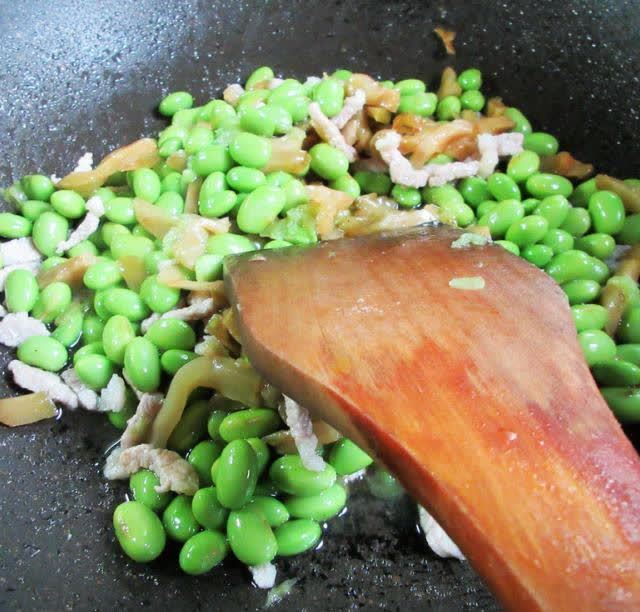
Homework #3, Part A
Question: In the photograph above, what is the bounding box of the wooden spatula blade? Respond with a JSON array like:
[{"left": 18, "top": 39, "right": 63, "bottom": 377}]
[{"left": 225, "top": 225, "right": 640, "bottom": 611}]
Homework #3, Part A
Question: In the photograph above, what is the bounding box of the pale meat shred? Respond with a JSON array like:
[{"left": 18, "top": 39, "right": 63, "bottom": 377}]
[
  {"left": 332, "top": 89, "right": 366, "bottom": 129},
  {"left": 223, "top": 84, "right": 245, "bottom": 106},
  {"left": 73, "top": 152, "right": 94, "bottom": 173},
  {"left": 250, "top": 562, "right": 277, "bottom": 589},
  {"left": 122, "top": 370, "right": 144, "bottom": 399},
  {"left": 120, "top": 393, "right": 164, "bottom": 449},
  {"left": 61, "top": 369, "right": 99, "bottom": 411},
  {"left": 0, "top": 238, "right": 42, "bottom": 267},
  {"left": 267, "top": 77, "right": 284, "bottom": 90},
  {"left": 104, "top": 443, "right": 199, "bottom": 495},
  {"left": 418, "top": 506, "right": 465, "bottom": 560},
  {"left": 308, "top": 102, "right": 358, "bottom": 162},
  {"left": 477, "top": 132, "right": 524, "bottom": 178},
  {"left": 158, "top": 298, "right": 215, "bottom": 323},
  {"left": 56, "top": 213, "right": 100, "bottom": 254},
  {"left": 99, "top": 374, "right": 127, "bottom": 412},
  {"left": 0, "top": 312, "right": 49, "bottom": 347},
  {"left": 427, "top": 160, "right": 481, "bottom": 187},
  {"left": 283, "top": 396, "right": 325, "bottom": 471},
  {"left": 140, "top": 312, "right": 161, "bottom": 333},
  {"left": 8, "top": 360, "right": 78, "bottom": 409}
]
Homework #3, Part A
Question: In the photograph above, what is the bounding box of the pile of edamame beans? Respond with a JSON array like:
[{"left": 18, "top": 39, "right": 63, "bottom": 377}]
[{"left": 2, "top": 65, "right": 639, "bottom": 579}]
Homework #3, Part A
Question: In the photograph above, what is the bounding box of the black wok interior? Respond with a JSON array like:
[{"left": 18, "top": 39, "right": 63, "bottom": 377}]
[{"left": 1, "top": 0, "right": 639, "bottom": 609}]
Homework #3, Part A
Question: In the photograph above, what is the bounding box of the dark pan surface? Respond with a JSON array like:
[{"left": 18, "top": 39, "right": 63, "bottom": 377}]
[{"left": 1, "top": 1, "right": 639, "bottom": 609}]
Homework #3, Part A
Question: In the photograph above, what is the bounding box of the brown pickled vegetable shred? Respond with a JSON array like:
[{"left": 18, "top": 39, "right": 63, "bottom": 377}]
[
  {"left": 157, "top": 264, "right": 227, "bottom": 298},
  {"left": 184, "top": 179, "right": 202, "bottom": 215},
  {"left": 595, "top": 175, "right": 640, "bottom": 213},
  {"left": 540, "top": 152, "right": 594, "bottom": 179},
  {"left": 264, "top": 421, "right": 342, "bottom": 455},
  {"left": 0, "top": 392, "right": 57, "bottom": 427},
  {"left": 306, "top": 185, "right": 354, "bottom": 240},
  {"left": 434, "top": 27, "right": 456, "bottom": 55},
  {"left": 437, "top": 67, "right": 462, "bottom": 99},
  {"left": 118, "top": 256, "right": 147, "bottom": 291},
  {"left": 346, "top": 74, "right": 400, "bottom": 112},
  {"left": 262, "top": 128, "right": 311, "bottom": 174},
  {"left": 601, "top": 245, "right": 640, "bottom": 335},
  {"left": 133, "top": 198, "right": 178, "bottom": 239},
  {"left": 37, "top": 253, "right": 98, "bottom": 288},
  {"left": 486, "top": 97, "right": 507, "bottom": 117},
  {"left": 57, "top": 139, "right": 160, "bottom": 197}
]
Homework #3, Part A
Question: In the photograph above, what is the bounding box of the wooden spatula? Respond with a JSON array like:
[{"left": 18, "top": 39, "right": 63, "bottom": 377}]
[{"left": 224, "top": 224, "right": 640, "bottom": 611}]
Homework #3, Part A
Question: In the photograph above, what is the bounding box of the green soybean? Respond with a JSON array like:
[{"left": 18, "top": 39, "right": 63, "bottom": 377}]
[
  {"left": 526, "top": 173, "right": 573, "bottom": 199},
  {"left": 184, "top": 125, "right": 214, "bottom": 155},
  {"left": 457, "top": 68, "right": 482, "bottom": 90},
  {"left": 505, "top": 215, "right": 549, "bottom": 247},
  {"left": 571, "top": 304, "right": 608, "bottom": 332},
  {"left": 113, "top": 501, "right": 166, "bottom": 562},
  {"left": 68, "top": 241, "right": 98, "bottom": 257},
  {"left": 282, "top": 178, "right": 310, "bottom": 211},
  {"left": 476, "top": 200, "right": 498, "bottom": 217},
  {"left": 395, "top": 78, "right": 426, "bottom": 95},
  {"left": 246, "top": 437, "right": 271, "bottom": 476},
  {"left": 328, "top": 439, "right": 373, "bottom": 475},
  {"left": 179, "top": 530, "right": 228, "bottom": 575},
  {"left": 487, "top": 173, "right": 521, "bottom": 201},
  {"left": 545, "top": 250, "right": 608, "bottom": 284},
  {"left": 269, "top": 455, "right": 336, "bottom": 497},
  {"left": 17, "top": 336, "right": 68, "bottom": 372},
  {"left": 155, "top": 192, "right": 184, "bottom": 217},
  {"left": 49, "top": 190, "right": 86, "bottom": 219},
  {"left": 591, "top": 359, "right": 640, "bottom": 386},
  {"left": 460, "top": 90, "right": 485, "bottom": 112},
  {"left": 534, "top": 195, "right": 570, "bottom": 229},
  {"left": 366, "top": 468, "right": 404, "bottom": 499},
  {"left": 188, "top": 440, "right": 223, "bottom": 486},
  {"left": 284, "top": 483, "right": 348, "bottom": 521},
  {"left": 560, "top": 207, "right": 591, "bottom": 237},
  {"left": 83, "top": 260, "right": 122, "bottom": 290},
  {"left": 168, "top": 400, "right": 211, "bottom": 453},
  {"left": 245, "top": 496, "right": 290, "bottom": 527},
  {"left": 103, "top": 288, "right": 149, "bottom": 321},
  {"left": 161, "top": 349, "right": 197, "bottom": 375},
  {"left": 600, "top": 388, "right": 640, "bottom": 423},
  {"left": 236, "top": 186, "right": 286, "bottom": 234},
  {"left": 227, "top": 509, "right": 277, "bottom": 566},
  {"left": 436, "top": 96, "right": 461, "bottom": 121},
  {"left": 275, "top": 519, "right": 322, "bottom": 557},
  {"left": 104, "top": 197, "right": 136, "bottom": 225},
  {"left": 0, "top": 213, "right": 32, "bottom": 238},
  {"left": 4, "top": 269, "right": 39, "bottom": 312},
  {"left": 132, "top": 168, "right": 162, "bottom": 203},
  {"left": 398, "top": 92, "right": 438, "bottom": 116},
  {"left": 246, "top": 66, "right": 275, "bottom": 89},
  {"left": 617, "top": 344, "right": 640, "bottom": 366},
  {"left": 21, "top": 200, "right": 51, "bottom": 222},
  {"left": 216, "top": 439, "right": 259, "bottom": 509},
  {"left": 52, "top": 303, "right": 84, "bottom": 347},
  {"left": 32, "top": 282, "right": 72, "bottom": 323},
  {"left": 618, "top": 305, "right": 640, "bottom": 344},
  {"left": 101, "top": 222, "right": 131, "bottom": 246},
  {"left": 478, "top": 199, "right": 524, "bottom": 238},
  {"left": 130, "top": 469, "right": 173, "bottom": 512},
  {"left": 218, "top": 409, "right": 281, "bottom": 442},
  {"left": 124, "top": 337, "right": 161, "bottom": 392},
  {"left": 32, "top": 211, "right": 68, "bottom": 256},
  {"left": 21, "top": 175, "right": 55, "bottom": 202},
  {"left": 102, "top": 315, "right": 136, "bottom": 365},
  {"left": 578, "top": 329, "right": 617, "bottom": 365},
  {"left": 108, "top": 390, "right": 137, "bottom": 429},
  {"left": 588, "top": 190, "right": 625, "bottom": 235},
  {"left": 73, "top": 341, "right": 105, "bottom": 365},
  {"left": 206, "top": 233, "right": 255, "bottom": 256},
  {"left": 562, "top": 279, "right": 601, "bottom": 305},
  {"left": 504, "top": 107, "right": 532, "bottom": 134},
  {"left": 207, "top": 410, "right": 228, "bottom": 441},
  {"left": 542, "top": 229, "right": 574, "bottom": 254},
  {"left": 146, "top": 318, "right": 196, "bottom": 351},
  {"left": 226, "top": 167, "right": 266, "bottom": 192},
  {"left": 139, "top": 276, "right": 181, "bottom": 313},
  {"left": 570, "top": 178, "right": 598, "bottom": 208},
  {"left": 458, "top": 177, "right": 490, "bottom": 208},
  {"left": 229, "top": 132, "right": 271, "bottom": 168},
  {"left": 75, "top": 354, "right": 114, "bottom": 390},
  {"left": 199, "top": 190, "right": 237, "bottom": 218},
  {"left": 159, "top": 91, "right": 194, "bottom": 117},
  {"left": 205, "top": 100, "right": 236, "bottom": 128},
  {"left": 574, "top": 234, "right": 616, "bottom": 260},
  {"left": 263, "top": 105, "right": 293, "bottom": 135},
  {"left": 314, "top": 78, "right": 345, "bottom": 117},
  {"left": 191, "top": 486, "right": 228, "bottom": 530},
  {"left": 309, "top": 143, "right": 349, "bottom": 181},
  {"left": 391, "top": 184, "right": 421, "bottom": 208},
  {"left": 495, "top": 240, "right": 520, "bottom": 256},
  {"left": 163, "top": 495, "right": 201, "bottom": 543},
  {"left": 523, "top": 132, "right": 559, "bottom": 156}
]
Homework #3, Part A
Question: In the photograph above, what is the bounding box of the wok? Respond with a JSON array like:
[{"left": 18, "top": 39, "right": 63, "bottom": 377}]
[{"left": 0, "top": 0, "right": 639, "bottom": 609}]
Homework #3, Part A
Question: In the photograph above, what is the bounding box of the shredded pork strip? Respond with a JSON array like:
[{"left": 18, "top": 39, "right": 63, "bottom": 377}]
[{"left": 308, "top": 102, "right": 358, "bottom": 162}]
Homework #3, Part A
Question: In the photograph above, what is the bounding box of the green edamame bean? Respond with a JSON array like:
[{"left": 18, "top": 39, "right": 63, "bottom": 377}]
[
  {"left": 124, "top": 337, "right": 161, "bottom": 392},
  {"left": 161, "top": 349, "right": 197, "bottom": 375},
  {"left": 227, "top": 509, "right": 277, "bottom": 566},
  {"left": 210, "top": 458, "right": 220, "bottom": 484},
  {"left": 32, "top": 282, "right": 72, "bottom": 323},
  {"left": 617, "top": 214, "right": 640, "bottom": 245},
  {"left": 207, "top": 410, "right": 228, "bottom": 441},
  {"left": 21, "top": 175, "right": 55, "bottom": 202},
  {"left": 245, "top": 496, "right": 290, "bottom": 528},
  {"left": 4, "top": 269, "right": 39, "bottom": 312},
  {"left": 205, "top": 100, "right": 236, "bottom": 129},
  {"left": 476, "top": 200, "right": 497, "bottom": 217},
  {"left": 282, "top": 178, "right": 309, "bottom": 212},
  {"left": 193, "top": 146, "right": 233, "bottom": 178},
  {"left": 560, "top": 207, "right": 591, "bottom": 237},
  {"left": 102, "top": 315, "right": 136, "bottom": 365},
  {"left": 110, "top": 234, "right": 154, "bottom": 260},
  {"left": 226, "top": 167, "right": 266, "bottom": 192},
  {"left": 145, "top": 318, "right": 196, "bottom": 351},
  {"left": 328, "top": 439, "right": 373, "bottom": 475},
  {"left": 504, "top": 107, "right": 532, "bottom": 134},
  {"left": 103, "top": 287, "right": 150, "bottom": 321},
  {"left": 194, "top": 254, "right": 223, "bottom": 282},
  {"left": 32, "top": 211, "right": 68, "bottom": 256},
  {"left": 398, "top": 92, "right": 438, "bottom": 116},
  {"left": 495, "top": 240, "right": 520, "bottom": 256},
  {"left": 618, "top": 305, "right": 640, "bottom": 344},
  {"left": 588, "top": 190, "right": 625, "bottom": 235},
  {"left": 600, "top": 387, "right": 640, "bottom": 423},
  {"left": 237, "top": 89, "right": 270, "bottom": 111},
  {"left": 457, "top": 68, "right": 482, "bottom": 90},
  {"left": 269, "top": 455, "right": 336, "bottom": 497},
  {"left": 477, "top": 199, "right": 524, "bottom": 238},
  {"left": 216, "top": 440, "right": 259, "bottom": 509},
  {"left": 262, "top": 105, "right": 293, "bottom": 135},
  {"left": 522, "top": 198, "right": 540, "bottom": 214},
  {"left": 82, "top": 315, "right": 105, "bottom": 344},
  {"left": 113, "top": 501, "right": 166, "bottom": 562},
  {"left": 523, "top": 132, "right": 559, "bottom": 156},
  {"left": 101, "top": 222, "right": 130, "bottom": 247},
  {"left": 246, "top": 438, "right": 270, "bottom": 476},
  {"left": 269, "top": 80, "right": 304, "bottom": 103},
  {"left": 199, "top": 190, "right": 237, "bottom": 218},
  {"left": 236, "top": 186, "right": 285, "bottom": 234},
  {"left": 569, "top": 178, "right": 598, "bottom": 208},
  {"left": 314, "top": 78, "right": 345, "bottom": 117},
  {"left": 591, "top": 359, "right": 640, "bottom": 386},
  {"left": 83, "top": 260, "right": 122, "bottom": 290},
  {"left": 460, "top": 90, "right": 485, "bottom": 112},
  {"left": 254, "top": 480, "right": 279, "bottom": 497},
  {"left": 167, "top": 400, "right": 211, "bottom": 453},
  {"left": 139, "top": 275, "right": 181, "bottom": 314},
  {"left": 436, "top": 96, "right": 461, "bottom": 121},
  {"left": 184, "top": 125, "right": 214, "bottom": 155},
  {"left": 50, "top": 190, "right": 86, "bottom": 219},
  {"left": 246, "top": 66, "right": 275, "bottom": 89},
  {"left": 264, "top": 240, "right": 292, "bottom": 249},
  {"left": 545, "top": 250, "right": 608, "bottom": 284},
  {"left": 309, "top": 143, "right": 349, "bottom": 181},
  {"left": 73, "top": 341, "right": 105, "bottom": 365},
  {"left": 17, "top": 336, "right": 68, "bottom": 372},
  {"left": 206, "top": 234, "right": 256, "bottom": 257},
  {"left": 161, "top": 172, "right": 185, "bottom": 195},
  {"left": 526, "top": 173, "right": 573, "bottom": 199},
  {"left": 158, "top": 137, "right": 181, "bottom": 158},
  {"left": 458, "top": 177, "right": 490, "bottom": 208},
  {"left": 487, "top": 173, "right": 521, "bottom": 201},
  {"left": 104, "top": 197, "right": 136, "bottom": 225},
  {"left": 179, "top": 530, "right": 228, "bottom": 575},
  {"left": 39, "top": 256, "right": 67, "bottom": 271},
  {"left": 574, "top": 233, "right": 616, "bottom": 260},
  {"left": 159, "top": 91, "right": 194, "bottom": 117},
  {"left": 534, "top": 195, "right": 570, "bottom": 229},
  {"left": 274, "top": 95, "right": 310, "bottom": 123},
  {"left": 191, "top": 486, "right": 228, "bottom": 530},
  {"left": 172, "top": 107, "right": 200, "bottom": 129},
  {"left": 0, "top": 213, "right": 31, "bottom": 238},
  {"left": 75, "top": 354, "right": 114, "bottom": 390},
  {"left": 229, "top": 132, "right": 271, "bottom": 168},
  {"left": 218, "top": 409, "right": 282, "bottom": 442},
  {"left": 562, "top": 279, "right": 601, "bottom": 305},
  {"left": 541, "top": 229, "right": 574, "bottom": 254},
  {"left": 21, "top": 200, "right": 51, "bottom": 222},
  {"left": 68, "top": 240, "right": 98, "bottom": 257},
  {"left": 52, "top": 304, "right": 84, "bottom": 347},
  {"left": 578, "top": 329, "right": 617, "bottom": 365},
  {"left": 366, "top": 468, "right": 404, "bottom": 499},
  {"left": 130, "top": 469, "right": 172, "bottom": 512},
  {"left": 571, "top": 304, "right": 608, "bottom": 332},
  {"left": 391, "top": 184, "right": 421, "bottom": 208},
  {"left": 395, "top": 78, "right": 426, "bottom": 95},
  {"left": 284, "top": 483, "right": 347, "bottom": 521},
  {"left": 163, "top": 495, "right": 200, "bottom": 543},
  {"left": 155, "top": 192, "right": 184, "bottom": 217},
  {"left": 504, "top": 215, "right": 549, "bottom": 247},
  {"left": 132, "top": 168, "right": 162, "bottom": 203},
  {"left": 617, "top": 344, "right": 640, "bottom": 366},
  {"left": 275, "top": 519, "right": 322, "bottom": 557},
  {"left": 188, "top": 440, "right": 223, "bottom": 486}
]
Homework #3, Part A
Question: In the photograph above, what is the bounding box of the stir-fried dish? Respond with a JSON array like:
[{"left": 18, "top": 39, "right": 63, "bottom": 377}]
[{"left": 1, "top": 65, "right": 639, "bottom": 589}]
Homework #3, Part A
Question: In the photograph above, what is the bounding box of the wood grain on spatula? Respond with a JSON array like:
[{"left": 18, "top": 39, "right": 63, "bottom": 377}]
[{"left": 225, "top": 224, "right": 640, "bottom": 611}]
